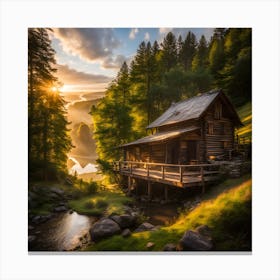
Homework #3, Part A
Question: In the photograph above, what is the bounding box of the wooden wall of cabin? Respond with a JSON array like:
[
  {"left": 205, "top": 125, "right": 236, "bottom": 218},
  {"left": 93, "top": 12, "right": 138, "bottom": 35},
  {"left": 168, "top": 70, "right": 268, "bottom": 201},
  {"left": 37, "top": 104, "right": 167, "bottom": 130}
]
[{"left": 203, "top": 99, "right": 235, "bottom": 159}]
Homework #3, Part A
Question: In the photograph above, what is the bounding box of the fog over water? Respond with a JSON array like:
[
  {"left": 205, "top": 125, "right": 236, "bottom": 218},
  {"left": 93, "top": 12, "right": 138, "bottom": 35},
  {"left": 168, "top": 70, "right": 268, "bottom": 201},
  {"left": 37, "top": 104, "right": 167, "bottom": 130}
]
[{"left": 63, "top": 92, "right": 104, "bottom": 175}]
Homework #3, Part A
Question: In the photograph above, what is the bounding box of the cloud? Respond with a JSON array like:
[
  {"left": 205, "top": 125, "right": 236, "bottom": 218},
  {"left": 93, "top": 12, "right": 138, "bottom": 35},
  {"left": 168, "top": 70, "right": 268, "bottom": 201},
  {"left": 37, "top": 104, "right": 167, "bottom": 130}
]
[
  {"left": 57, "top": 64, "right": 112, "bottom": 85},
  {"left": 129, "top": 28, "right": 139, "bottom": 39},
  {"left": 144, "top": 32, "right": 150, "bottom": 41},
  {"left": 102, "top": 54, "right": 128, "bottom": 69},
  {"left": 53, "top": 28, "right": 120, "bottom": 63},
  {"left": 159, "top": 28, "right": 173, "bottom": 34}
]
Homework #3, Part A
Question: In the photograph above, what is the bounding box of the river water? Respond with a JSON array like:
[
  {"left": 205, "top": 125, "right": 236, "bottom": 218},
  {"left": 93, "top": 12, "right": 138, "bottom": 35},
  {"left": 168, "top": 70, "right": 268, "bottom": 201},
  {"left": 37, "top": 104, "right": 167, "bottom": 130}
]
[{"left": 29, "top": 212, "right": 97, "bottom": 251}]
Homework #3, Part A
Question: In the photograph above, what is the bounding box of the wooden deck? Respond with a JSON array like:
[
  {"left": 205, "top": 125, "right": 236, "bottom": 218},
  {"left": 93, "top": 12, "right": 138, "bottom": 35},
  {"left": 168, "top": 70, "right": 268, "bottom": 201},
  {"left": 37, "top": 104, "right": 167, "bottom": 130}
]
[{"left": 113, "top": 161, "right": 222, "bottom": 188}]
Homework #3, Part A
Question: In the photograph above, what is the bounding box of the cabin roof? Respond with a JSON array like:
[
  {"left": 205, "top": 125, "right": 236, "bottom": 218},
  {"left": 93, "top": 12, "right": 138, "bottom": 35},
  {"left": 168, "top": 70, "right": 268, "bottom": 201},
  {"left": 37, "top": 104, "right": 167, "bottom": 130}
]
[
  {"left": 147, "top": 89, "right": 235, "bottom": 129},
  {"left": 121, "top": 126, "right": 200, "bottom": 147}
]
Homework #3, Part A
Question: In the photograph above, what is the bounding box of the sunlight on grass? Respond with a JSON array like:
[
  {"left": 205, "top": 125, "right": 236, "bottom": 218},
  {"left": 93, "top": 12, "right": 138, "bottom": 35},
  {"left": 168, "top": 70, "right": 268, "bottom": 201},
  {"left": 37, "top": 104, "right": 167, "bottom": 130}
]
[
  {"left": 85, "top": 176, "right": 252, "bottom": 251},
  {"left": 68, "top": 190, "right": 132, "bottom": 216}
]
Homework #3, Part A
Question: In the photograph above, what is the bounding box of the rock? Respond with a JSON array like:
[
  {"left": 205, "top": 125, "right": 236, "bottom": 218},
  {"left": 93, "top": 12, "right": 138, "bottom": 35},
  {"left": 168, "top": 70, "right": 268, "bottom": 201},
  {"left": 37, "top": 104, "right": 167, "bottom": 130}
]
[
  {"left": 121, "top": 228, "right": 131, "bottom": 238},
  {"left": 50, "top": 187, "right": 64, "bottom": 196},
  {"left": 53, "top": 206, "right": 67, "bottom": 212},
  {"left": 134, "top": 222, "right": 155, "bottom": 233},
  {"left": 32, "top": 216, "right": 41, "bottom": 224},
  {"left": 179, "top": 230, "right": 213, "bottom": 251},
  {"left": 28, "top": 225, "right": 35, "bottom": 230},
  {"left": 69, "top": 210, "right": 74, "bottom": 214},
  {"left": 28, "top": 235, "right": 36, "bottom": 243},
  {"left": 146, "top": 242, "right": 155, "bottom": 249},
  {"left": 195, "top": 225, "right": 212, "bottom": 239},
  {"left": 90, "top": 218, "right": 121, "bottom": 241},
  {"left": 110, "top": 214, "right": 137, "bottom": 229},
  {"left": 163, "top": 243, "right": 177, "bottom": 251}
]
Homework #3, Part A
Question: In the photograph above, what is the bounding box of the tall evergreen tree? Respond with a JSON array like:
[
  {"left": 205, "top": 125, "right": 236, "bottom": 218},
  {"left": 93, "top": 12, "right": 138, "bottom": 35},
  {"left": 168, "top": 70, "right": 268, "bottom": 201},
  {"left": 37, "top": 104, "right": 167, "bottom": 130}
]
[
  {"left": 192, "top": 35, "right": 209, "bottom": 70},
  {"left": 28, "top": 28, "right": 72, "bottom": 179},
  {"left": 160, "top": 32, "right": 178, "bottom": 71},
  {"left": 179, "top": 31, "right": 197, "bottom": 71}
]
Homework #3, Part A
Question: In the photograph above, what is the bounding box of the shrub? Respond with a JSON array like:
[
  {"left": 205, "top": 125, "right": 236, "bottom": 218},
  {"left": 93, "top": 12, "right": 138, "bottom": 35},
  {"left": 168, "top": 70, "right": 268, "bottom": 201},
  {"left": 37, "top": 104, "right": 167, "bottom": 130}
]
[{"left": 84, "top": 200, "right": 95, "bottom": 209}]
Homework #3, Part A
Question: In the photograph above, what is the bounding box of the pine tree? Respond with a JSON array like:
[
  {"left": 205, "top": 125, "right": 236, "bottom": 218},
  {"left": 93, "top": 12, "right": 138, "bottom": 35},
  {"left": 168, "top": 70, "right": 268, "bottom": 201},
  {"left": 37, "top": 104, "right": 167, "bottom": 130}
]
[
  {"left": 192, "top": 35, "right": 209, "bottom": 71},
  {"left": 28, "top": 28, "right": 72, "bottom": 179},
  {"left": 160, "top": 32, "right": 178, "bottom": 71}
]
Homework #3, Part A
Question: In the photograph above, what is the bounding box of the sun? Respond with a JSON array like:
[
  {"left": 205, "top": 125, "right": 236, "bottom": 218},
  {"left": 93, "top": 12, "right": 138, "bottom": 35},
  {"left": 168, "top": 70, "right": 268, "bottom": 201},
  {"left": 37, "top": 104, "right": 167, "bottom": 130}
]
[{"left": 51, "top": 86, "right": 58, "bottom": 92}]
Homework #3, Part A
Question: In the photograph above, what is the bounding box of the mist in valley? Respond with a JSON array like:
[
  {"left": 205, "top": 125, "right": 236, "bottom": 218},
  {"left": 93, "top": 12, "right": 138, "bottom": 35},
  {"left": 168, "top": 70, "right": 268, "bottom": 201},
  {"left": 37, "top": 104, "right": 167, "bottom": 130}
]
[{"left": 63, "top": 92, "right": 105, "bottom": 176}]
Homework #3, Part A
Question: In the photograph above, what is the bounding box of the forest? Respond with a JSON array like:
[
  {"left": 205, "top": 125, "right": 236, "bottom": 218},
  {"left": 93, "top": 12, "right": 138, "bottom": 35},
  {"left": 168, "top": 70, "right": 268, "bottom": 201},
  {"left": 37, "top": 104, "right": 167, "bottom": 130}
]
[
  {"left": 28, "top": 28, "right": 252, "bottom": 252},
  {"left": 91, "top": 28, "right": 251, "bottom": 173}
]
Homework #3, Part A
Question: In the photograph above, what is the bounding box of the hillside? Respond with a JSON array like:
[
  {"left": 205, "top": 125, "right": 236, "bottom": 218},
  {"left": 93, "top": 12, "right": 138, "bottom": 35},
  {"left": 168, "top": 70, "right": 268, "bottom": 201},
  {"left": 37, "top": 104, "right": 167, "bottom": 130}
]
[{"left": 236, "top": 101, "right": 252, "bottom": 141}]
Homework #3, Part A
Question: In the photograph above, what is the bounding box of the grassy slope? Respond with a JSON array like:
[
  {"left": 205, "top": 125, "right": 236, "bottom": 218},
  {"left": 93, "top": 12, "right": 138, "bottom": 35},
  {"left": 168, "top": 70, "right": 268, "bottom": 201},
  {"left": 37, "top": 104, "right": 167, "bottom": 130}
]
[
  {"left": 85, "top": 175, "right": 251, "bottom": 251},
  {"left": 236, "top": 101, "right": 252, "bottom": 140},
  {"left": 68, "top": 190, "right": 133, "bottom": 216}
]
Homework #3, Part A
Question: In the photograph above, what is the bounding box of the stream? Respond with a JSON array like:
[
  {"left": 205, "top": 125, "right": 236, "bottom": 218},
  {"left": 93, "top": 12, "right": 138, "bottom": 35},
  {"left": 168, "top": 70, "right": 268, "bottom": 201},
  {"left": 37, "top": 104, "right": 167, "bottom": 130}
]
[{"left": 29, "top": 202, "right": 180, "bottom": 251}]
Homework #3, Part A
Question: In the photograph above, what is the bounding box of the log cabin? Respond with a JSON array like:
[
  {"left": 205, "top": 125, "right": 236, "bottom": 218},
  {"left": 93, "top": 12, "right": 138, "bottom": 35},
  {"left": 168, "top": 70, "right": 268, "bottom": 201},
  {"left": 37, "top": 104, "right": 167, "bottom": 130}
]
[{"left": 115, "top": 89, "right": 242, "bottom": 193}]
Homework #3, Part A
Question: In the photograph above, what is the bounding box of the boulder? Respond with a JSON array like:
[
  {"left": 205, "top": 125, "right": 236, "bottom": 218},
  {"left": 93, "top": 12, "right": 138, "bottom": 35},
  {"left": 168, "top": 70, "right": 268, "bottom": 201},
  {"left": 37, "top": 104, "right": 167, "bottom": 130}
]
[
  {"left": 121, "top": 228, "right": 132, "bottom": 238},
  {"left": 134, "top": 222, "right": 155, "bottom": 233},
  {"left": 90, "top": 218, "right": 121, "bottom": 241},
  {"left": 179, "top": 230, "right": 213, "bottom": 251},
  {"left": 195, "top": 225, "right": 212, "bottom": 239},
  {"left": 163, "top": 243, "right": 177, "bottom": 251},
  {"left": 28, "top": 235, "right": 36, "bottom": 243},
  {"left": 50, "top": 187, "right": 64, "bottom": 196},
  {"left": 53, "top": 206, "right": 67, "bottom": 212},
  {"left": 146, "top": 242, "right": 155, "bottom": 249},
  {"left": 110, "top": 214, "right": 137, "bottom": 229},
  {"left": 32, "top": 215, "right": 41, "bottom": 224}
]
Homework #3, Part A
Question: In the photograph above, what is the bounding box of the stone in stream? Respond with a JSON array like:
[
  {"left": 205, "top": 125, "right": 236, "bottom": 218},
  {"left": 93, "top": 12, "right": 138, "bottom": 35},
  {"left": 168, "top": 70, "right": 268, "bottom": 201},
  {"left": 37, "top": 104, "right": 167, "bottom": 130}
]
[
  {"left": 134, "top": 222, "right": 155, "bottom": 233},
  {"left": 195, "top": 225, "right": 212, "bottom": 239},
  {"left": 28, "top": 235, "right": 36, "bottom": 243},
  {"left": 179, "top": 230, "right": 213, "bottom": 251},
  {"left": 90, "top": 218, "right": 121, "bottom": 241},
  {"left": 50, "top": 187, "right": 65, "bottom": 196},
  {"left": 53, "top": 205, "right": 68, "bottom": 212},
  {"left": 110, "top": 214, "right": 137, "bottom": 229}
]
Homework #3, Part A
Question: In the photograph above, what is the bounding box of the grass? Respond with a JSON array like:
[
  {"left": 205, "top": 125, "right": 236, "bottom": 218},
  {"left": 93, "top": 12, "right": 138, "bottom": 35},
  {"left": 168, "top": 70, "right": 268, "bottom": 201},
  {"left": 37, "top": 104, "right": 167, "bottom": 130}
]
[
  {"left": 68, "top": 190, "right": 133, "bottom": 216},
  {"left": 236, "top": 101, "right": 252, "bottom": 140},
  {"left": 85, "top": 175, "right": 252, "bottom": 251}
]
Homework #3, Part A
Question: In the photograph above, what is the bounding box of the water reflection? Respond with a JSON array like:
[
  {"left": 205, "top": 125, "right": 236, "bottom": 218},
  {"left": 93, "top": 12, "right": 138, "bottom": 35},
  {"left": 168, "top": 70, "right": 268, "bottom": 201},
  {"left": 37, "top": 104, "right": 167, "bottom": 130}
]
[{"left": 29, "top": 212, "right": 96, "bottom": 251}]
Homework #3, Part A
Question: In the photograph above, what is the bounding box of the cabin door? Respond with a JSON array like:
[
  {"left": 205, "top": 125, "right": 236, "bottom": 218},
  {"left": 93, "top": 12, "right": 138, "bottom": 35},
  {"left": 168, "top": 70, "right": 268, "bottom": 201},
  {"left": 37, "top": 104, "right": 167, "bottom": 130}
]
[
  {"left": 187, "top": 140, "right": 198, "bottom": 163},
  {"left": 166, "top": 140, "right": 179, "bottom": 164}
]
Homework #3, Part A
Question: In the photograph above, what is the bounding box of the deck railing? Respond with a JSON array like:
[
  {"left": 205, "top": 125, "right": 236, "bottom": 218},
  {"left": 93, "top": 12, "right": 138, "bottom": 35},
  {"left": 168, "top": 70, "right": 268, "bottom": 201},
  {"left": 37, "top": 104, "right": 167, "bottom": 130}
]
[{"left": 113, "top": 161, "right": 223, "bottom": 184}]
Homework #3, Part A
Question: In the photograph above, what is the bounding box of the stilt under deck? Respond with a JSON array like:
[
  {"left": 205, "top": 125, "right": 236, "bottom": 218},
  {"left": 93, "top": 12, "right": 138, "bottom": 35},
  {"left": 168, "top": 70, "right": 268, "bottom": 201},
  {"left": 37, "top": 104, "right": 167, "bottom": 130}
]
[{"left": 113, "top": 161, "right": 222, "bottom": 189}]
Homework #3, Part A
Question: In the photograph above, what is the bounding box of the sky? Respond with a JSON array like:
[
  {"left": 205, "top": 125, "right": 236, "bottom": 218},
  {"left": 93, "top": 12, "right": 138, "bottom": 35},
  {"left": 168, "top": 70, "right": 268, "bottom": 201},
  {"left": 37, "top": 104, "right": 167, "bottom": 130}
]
[{"left": 50, "top": 28, "right": 214, "bottom": 94}]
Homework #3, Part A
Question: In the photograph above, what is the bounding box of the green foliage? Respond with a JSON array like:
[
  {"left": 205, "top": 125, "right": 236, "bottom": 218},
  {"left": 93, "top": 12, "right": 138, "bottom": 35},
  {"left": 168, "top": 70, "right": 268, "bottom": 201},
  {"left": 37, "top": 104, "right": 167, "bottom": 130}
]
[
  {"left": 68, "top": 190, "right": 132, "bottom": 216},
  {"left": 28, "top": 28, "right": 72, "bottom": 180},
  {"left": 91, "top": 28, "right": 251, "bottom": 173},
  {"left": 85, "top": 176, "right": 251, "bottom": 251}
]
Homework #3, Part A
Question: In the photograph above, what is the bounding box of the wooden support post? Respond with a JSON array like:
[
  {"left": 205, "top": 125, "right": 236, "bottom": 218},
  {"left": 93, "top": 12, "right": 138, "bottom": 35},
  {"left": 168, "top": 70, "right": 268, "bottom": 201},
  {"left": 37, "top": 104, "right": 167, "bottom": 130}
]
[
  {"left": 200, "top": 166, "right": 205, "bottom": 194},
  {"left": 161, "top": 165, "right": 165, "bottom": 179},
  {"left": 164, "top": 185, "right": 168, "bottom": 201},
  {"left": 179, "top": 166, "right": 183, "bottom": 183},
  {"left": 130, "top": 163, "right": 132, "bottom": 174},
  {"left": 147, "top": 181, "right": 151, "bottom": 200},
  {"left": 147, "top": 164, "right": 150, "bottom": 177},
  {"left": 128, "top": 176, "right": 131, "bottom": 195}
]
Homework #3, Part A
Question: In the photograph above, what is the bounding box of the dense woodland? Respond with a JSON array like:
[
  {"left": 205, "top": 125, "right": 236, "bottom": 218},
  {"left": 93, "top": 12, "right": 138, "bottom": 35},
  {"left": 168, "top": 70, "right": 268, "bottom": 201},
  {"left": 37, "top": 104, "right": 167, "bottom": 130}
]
[
  {"left": 28, "top": 28, "right": 72, "bottom": 180},
  {"left": 91, "top": 28, "right": 252, "bottom": 170}
]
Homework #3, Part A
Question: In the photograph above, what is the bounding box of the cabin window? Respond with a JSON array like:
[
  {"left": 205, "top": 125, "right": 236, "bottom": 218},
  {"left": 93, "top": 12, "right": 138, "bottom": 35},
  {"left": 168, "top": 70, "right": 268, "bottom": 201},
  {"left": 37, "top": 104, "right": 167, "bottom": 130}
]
[
  {"left": 214, "top": 103, "right": 222, "bottom": 119},
  {"left": 207, "top": 122, "right": 214, "bottom": 135}
]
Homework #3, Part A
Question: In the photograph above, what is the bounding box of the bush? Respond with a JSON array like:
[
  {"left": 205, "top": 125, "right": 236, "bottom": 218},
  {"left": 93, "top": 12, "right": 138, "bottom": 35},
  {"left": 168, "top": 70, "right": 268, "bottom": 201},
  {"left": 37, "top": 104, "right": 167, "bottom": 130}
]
[
  {"left": 95, "top": 199, "right": 108, "bottom": 208},
  {"left": 86, "top": 181, "right": 99, "bottom": 195},
  {"left": 84, "top": 200, "right": 95, "bottom": 209}
]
